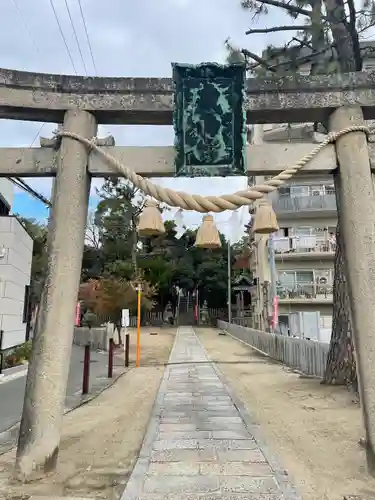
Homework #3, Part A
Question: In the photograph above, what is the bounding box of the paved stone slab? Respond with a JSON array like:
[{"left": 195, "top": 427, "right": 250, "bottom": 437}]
[
  {"left": 120, "top": 327, "right": 300, "bottom": 500},
  {"left": 220, "top": 476, "right": 280, "bottom": 494},
  {"left": 150, "top": 448, "right": 218, "bottom": 462},
  {"left": 200, "top": 462, "right": 274, "bottom": 476},
  {"left": 125, "top": 495, "right": 285, "bottom": 500},
  {"left": 157, "top": 430, "right": 213, "bottom": 439},
  {"left": 143, "top": 475, "right": 220, "bottom": 494}
]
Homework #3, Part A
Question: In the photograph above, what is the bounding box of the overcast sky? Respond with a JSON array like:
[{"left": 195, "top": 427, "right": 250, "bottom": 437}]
[{"left": 0, "top": 0, "right": 293, "bottom": 238}]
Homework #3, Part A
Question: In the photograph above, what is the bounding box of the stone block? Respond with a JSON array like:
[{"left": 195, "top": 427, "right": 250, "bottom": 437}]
[
  {"left": 143, "top": 475, "right": 220, "bottom": 494},
  {"left": 158, "top": 430, "right": 212, "bottom": 440},
  {"left": 206, "top": 439, "right": 259, "bottom": 450},
  {"left": 147, "top": 462, "right": 200, "bottom": 475},
  {"left": 211, "top": 429, "right": 251, "bottom": 439},
  {"left": 217, "top": 449, "right": 267, "bottom": 462},
  {"left": 197, "top": 422, "right": 246, "bottom": 432},
  {"left": 152, "top": 439, "right": 200, "bottom": 450},
  {"left": 123, "top": 495, "right": 284, "bottom": 500},
  {"left": 150, "top": 448, "right": 217, "bottom": 463},
  {"left": 220, "top": 476, "right": 280, "bottom": 494},
  {"left": 158, "top": 423, "right": 198, "bottom": 432},
  {"left": 200, "top": 462, "right": 273, "bottom": 476}
]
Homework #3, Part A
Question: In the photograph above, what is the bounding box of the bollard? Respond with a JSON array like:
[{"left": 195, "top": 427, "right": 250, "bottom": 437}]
[
  {"left": 108, "top": 338, "right": 114, "bottom": 378},
  {"left": 125, "top": 333, "right": 130, "bottom": 368},
  {"left": 82, "top": 344, "right": 90, "bottom": 395}
]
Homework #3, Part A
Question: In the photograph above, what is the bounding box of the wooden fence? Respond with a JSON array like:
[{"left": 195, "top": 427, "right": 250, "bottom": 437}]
[{"left": 219, "top": 321, "right": 329, "bottom": 378}]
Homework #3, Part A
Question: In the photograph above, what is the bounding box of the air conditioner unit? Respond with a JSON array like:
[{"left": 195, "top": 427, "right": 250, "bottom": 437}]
[{"left": 312, "top": 190, "right": 321, "bottom": 196}]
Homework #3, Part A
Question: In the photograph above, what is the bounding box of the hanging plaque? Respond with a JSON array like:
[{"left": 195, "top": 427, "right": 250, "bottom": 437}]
[{"left": 172, "top": 62, "right": 246, "bottom": 177}]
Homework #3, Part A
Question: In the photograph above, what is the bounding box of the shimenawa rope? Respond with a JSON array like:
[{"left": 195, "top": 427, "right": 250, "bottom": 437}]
[{"left": 56, "top": 125, "right": 369, "bottom": 213}]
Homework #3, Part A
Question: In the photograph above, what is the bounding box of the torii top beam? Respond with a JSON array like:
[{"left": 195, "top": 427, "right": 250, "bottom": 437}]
[{"left": 1, "top": 67, "right": 375, "bottom": 124}]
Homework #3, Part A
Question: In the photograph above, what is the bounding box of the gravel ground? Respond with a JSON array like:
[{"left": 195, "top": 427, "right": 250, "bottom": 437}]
[
  {"left": 0, "top": 327, "right": 176, "bottom": 500},
  {"left": 197, "top": 328, "right": 375, "bottom": 500}
]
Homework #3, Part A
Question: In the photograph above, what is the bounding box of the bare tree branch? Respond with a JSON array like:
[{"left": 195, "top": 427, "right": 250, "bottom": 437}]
[
  {"left": 292, "top": 36, "right": 314, "bottom": 50},
  {"left": 86, "top": 211, "right": 101, "bottom": 249},
  {"left": 267, "top": 46, "right": 331, "bottom": 70},
  {"left": 246, "top": 25, "right": 310, "bottom": 34},
  {"left": 241, "top": 48, "right": 277, "bottom": 72},
  {"left": 245, "top": 0, "right": 314, "bottom": 18}
]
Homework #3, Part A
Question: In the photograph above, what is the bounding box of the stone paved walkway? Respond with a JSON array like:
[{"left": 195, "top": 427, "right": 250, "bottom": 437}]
[{"left": 120, "top": 327, "right": 300, "bottom": 500}]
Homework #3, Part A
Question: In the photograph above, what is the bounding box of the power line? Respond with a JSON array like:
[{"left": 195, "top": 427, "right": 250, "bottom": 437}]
[
  {"left": 63, "top": 0, "right": 88, "bottom": 75},
  {"left": 8, "top": 4, "right": 50, "bottom": 206},
  {"left": 77, "top": 0, "right": 97, "bottom": 74},
  {"left": 29, "top": 123, "right": 46, "bottom": 147},
  {"left": 48, "top": 0, "right": 78, "bottom": 74},
  {"left": 11, "top": 0, "right": 44, "bottom": 60},
  {"left": 9, "top": 123, "right": 51, "bottom": 208},
  {"left": 9, "top": 178, "right": 52, "bottom": 208}
]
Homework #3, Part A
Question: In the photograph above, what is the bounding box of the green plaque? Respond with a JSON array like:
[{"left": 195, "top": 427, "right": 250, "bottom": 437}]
[{"left": 172, "top": 62, "right": 247, "bottom": 177}]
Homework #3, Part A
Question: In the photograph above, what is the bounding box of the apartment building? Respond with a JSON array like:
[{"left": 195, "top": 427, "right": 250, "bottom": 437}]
[
  {"left": 0, "top": 179, "right": 33, "bottom": 351},
  {"left": 248, "top": 41, "right": 375, "bottom": 337},
  {"left": 249, "top": 127, "right": 336, "bottom": 336}
]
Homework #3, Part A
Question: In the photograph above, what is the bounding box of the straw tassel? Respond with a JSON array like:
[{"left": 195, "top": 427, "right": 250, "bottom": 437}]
[
  {"left": 194, "top": 215, "right": 221, "bottom": 249},
  {"left": 252, "top": 199, "right": 279, "bottom": 235},
  {"left": 137, "top": 199, "right": 165, "bottom": 236}
]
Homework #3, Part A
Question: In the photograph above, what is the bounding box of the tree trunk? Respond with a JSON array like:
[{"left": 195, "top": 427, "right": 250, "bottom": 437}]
[
  {"left": 321, "top": 0, "right": 360, "bottom": 389},
  {"left": 323, "top": 174, "right": 357, "bottom": 391}
]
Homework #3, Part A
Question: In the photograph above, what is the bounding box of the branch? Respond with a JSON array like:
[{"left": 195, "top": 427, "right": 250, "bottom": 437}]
[
  {"left": 246, "top": 25, "right": 310, "bottom": 34},
  {"left": 249, "top": 0, "right": 313, "bottom": 18},
  {"left": 244, "top": 38, "right": 303, "bottom": 72},
  {"left": 267, "top": 46, "right": 330, "bottom": 70},
  {"left": 241, "top": 48, "right": 277, "bottom": 72},
  {"left": 292, "top": 37, "right": 314, "bottom": 50}
]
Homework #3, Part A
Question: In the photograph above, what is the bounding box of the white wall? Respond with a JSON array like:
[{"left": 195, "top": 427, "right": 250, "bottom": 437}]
[{"left": 0, "top": 216, "right": 33, "bottom": 349}]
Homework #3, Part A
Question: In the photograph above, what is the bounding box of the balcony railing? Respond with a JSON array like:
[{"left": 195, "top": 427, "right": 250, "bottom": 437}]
[
  {"left": 273, "top": 194, "right": 337, "bottom": 213},
  {"left": 277, "top": 282, "right": 333, "bottom": 300},
  {"left": 274, "top": 235, "right": 336, "bottom": 254}
]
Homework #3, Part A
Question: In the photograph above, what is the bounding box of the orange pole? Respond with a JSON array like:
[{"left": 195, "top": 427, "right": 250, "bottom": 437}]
[{"left": 136, "top": 287, "right": 141, "bottom": 367}]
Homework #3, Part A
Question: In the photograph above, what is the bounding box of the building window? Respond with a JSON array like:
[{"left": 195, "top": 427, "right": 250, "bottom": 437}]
[
  {"left": 278, "top": 184, "right": 335, "bottom": 198},
  {"left": 279, "top": 270, "right": 314, "bottom": 287}
]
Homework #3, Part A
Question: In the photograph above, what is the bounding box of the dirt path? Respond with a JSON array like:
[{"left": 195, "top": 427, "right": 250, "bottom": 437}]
[
  {"left": 197, "top": 328, "right": 375, "bottom": 500},
  {"left": 0, "top": 327, "right": 175, "bottom": 500}
]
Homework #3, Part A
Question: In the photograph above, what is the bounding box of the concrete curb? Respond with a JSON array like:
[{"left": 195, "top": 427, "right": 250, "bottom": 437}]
[
  {"left": 0, "top": 363, "right": 29, "bottom": 383},
  {"left": 0, "top": 367, "right": 130, "bottom": 455}
]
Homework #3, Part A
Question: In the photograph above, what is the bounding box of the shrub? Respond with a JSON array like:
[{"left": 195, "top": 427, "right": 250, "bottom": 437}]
[
  {"left": 3, "top": 341, "right": 32, "bottom": 369},
  {"left": 13, "top": 341, "right": 32, "bottom": 361}
]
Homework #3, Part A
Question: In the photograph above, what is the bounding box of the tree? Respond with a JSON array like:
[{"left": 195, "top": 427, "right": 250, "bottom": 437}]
[
  {"left": 81, "top": 183, "right": 240, "bottom": 317},
  {"left": 95, "top": 178, "right": 145, "bottom": 277},
  {"left": 138, "top": 220, "right": 233, "bottom": 310},
  {"left": 79, "top": 277, "right": 155, "bottom": 324},
  {"left": 16, "top": 216, "right": 48, "bottom": 306},
  {"left": 233, "top": 0, "right": 375, "bottom": 390}
]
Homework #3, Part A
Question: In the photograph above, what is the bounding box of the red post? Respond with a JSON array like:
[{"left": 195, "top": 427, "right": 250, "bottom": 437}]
[
  {"left": 108, "top": 338, "right": 114, "bottom": 378},
  {"left": 82, "top": 344, "right": 90, "bottom": 395},
  {"left": 125, "top": 333, "right": 129, "bottom": 368}
]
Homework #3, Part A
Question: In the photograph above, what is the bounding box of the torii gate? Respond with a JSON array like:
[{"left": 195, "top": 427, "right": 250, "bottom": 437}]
[{"left": 2, "top": 67, "right": 375, "bottom": 477}]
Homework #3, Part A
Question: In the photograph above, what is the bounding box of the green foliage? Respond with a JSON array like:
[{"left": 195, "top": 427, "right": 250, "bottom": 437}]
[
  {"left": 81, "top": 311, "right": 102, "bottom": 328},
  {"left": 16, "top": 216, "right": 48, "bottom": 304},
  {"left": 24, "top": 177, "right": 243, "bottom": 316},
  {"left": 3, "top": 341, "right": 32, "bottom": 369},
  {"left": 231, "top": 0, "right": 375, "bottom": 78},
  {"left": 94, "top": 178, "right": 142, "bottom": 268}
]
